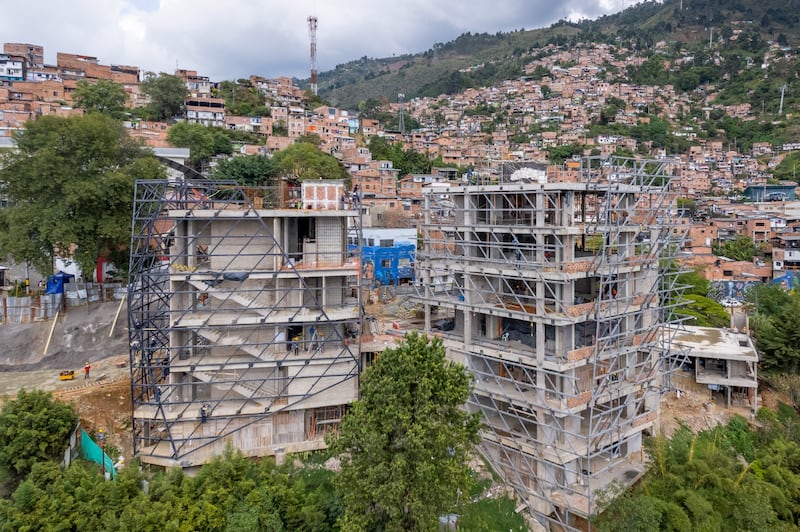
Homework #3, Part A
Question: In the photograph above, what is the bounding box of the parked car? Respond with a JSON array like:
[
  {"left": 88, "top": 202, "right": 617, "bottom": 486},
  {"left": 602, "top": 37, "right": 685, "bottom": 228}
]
[{"left": 720, "top": 298, "right": 742, "bottom": 308}]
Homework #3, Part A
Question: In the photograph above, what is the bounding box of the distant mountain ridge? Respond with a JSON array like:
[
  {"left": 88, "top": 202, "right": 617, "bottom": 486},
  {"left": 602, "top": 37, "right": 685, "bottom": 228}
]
[{"left": 312, "top": 0, "right": 800, "bottom": 110}]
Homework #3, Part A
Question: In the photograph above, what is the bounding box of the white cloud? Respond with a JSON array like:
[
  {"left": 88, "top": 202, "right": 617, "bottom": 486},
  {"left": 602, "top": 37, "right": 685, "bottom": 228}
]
[{"left": 4, "top": 0, "right": 627, "bottom": 81}]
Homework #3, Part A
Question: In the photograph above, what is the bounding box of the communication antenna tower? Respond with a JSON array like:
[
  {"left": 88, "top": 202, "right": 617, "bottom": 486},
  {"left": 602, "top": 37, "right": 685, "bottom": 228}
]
[
  {"left": 308, "top": 15, "right": 318, "bottom": 96},
  {"left": 398, "top": 93, "right": 405, "bottom": 133}
]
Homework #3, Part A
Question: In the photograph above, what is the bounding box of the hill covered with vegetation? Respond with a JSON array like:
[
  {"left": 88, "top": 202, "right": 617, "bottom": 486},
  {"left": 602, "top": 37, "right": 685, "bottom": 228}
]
[{"left": 313, "top": 0, "right": 800, "bottom": 110}]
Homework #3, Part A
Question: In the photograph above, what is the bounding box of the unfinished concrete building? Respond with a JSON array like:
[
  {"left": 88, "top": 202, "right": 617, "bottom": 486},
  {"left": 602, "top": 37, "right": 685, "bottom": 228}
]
[
  {"left": 128, "top": 178, "right": 361, "bottom": 468},
  {"left": 413, "top": 157, "right": 686, "bottom": 530},
  {"left": 670, "top": 325, "right": 758, "bottom": 415}
]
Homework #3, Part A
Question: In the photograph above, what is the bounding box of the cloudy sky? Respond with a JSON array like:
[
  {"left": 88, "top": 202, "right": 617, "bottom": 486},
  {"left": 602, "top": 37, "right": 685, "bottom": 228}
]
[{"left": 4, "top": 0, "right": 637, "bottom": 81}]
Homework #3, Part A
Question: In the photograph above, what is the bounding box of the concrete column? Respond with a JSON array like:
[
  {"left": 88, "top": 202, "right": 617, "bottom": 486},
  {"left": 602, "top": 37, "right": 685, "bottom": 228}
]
[
  {"left": 628, "top": 431, "right": 642, "bottom": 455},
  {"left": 563, "top": 414, "right": 581, "bottom": 447},
  {"left": 273, "top": 218, "right": 281, "bottom": 270},
  {"left": 423, "top": 271, "right": 432, "bottom": 332},
  {"left": 464, "top": 310, "right": 472, "bottom": 350},
  {"left": 536, "top": 322, "right": 545, "bottom": 363}
]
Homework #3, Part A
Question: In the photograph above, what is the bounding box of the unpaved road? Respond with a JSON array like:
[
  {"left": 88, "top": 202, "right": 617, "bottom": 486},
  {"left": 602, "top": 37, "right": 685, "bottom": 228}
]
[{"left": 0, "top": 354, "right": 130, "bottom": 398}]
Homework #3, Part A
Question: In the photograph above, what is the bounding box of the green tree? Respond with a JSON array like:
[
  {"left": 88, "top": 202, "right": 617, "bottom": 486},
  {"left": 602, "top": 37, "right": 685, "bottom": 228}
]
[
  {"left": 678, "top": 294, "right": 731, "bottom": 328},
  {"left": 594, "top": 416, "right": 800, "bottom": 531},
  {"left": 329, "top": 332, "right": 481, "bottom": 531},
  {"left": 0, "top": 390, "right": 77, "bottom": 486},
  {"left": 672, "top": 268, "right": 729, "bottom": 327},
  {"left": 296, "top": 133, "right": 323, "bottom": 146},
  {"left": 751, "top": 295, "right": 800, "bottom": 373},
  {"left": 0, "top": 114, "right": 165, "bottom": 275},
  {"left": 272, "top": 142, "right": 348, "bottom": 181},
  {"left": 166, "top": 122, "right": 232, "bottom": 170},
  {"left": 713, "top": 236, "right": 760, "bottom": 261},
  {"left": 215, "top": 79, "right": 270, "bottom": 117},
  {"left": 367, "top": 135, "right": 434, "bottom": 176},
  {"left": 211, "top": 155, "right": 280, "bottom": 186},
  {"left": 358, "top": 97, "right": 384, "bottom": 119},
  {"left": 772, "top": 152, "right": 800, "bottom": 182},
  {"left": 140, "top": 72, "right": 188, "bottom": 120},
  {"left": 72, "top": 79, "right": 128, "bottom": 118},
  {"left": 546, "top": 144, "right": 583, "bottom": 164},
  {"left": 676, "top": 198, "right": 697, "bottom": 217},
  {"left": 303, "top": 89, "right": 332, "bottom": 109}
]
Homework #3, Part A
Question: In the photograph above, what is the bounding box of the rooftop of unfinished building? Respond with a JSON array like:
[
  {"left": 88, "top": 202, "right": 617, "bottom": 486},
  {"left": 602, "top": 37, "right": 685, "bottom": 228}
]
[{"left": 669, "top": 325, "right": 758, "bottom": 361}]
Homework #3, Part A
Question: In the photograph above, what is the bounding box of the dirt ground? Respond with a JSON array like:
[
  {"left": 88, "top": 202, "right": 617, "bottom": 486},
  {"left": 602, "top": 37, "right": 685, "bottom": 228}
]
[
  {"left": 0, "top": 299, "right": 133, "bottom": 459},
  {"left": 0, "top": 354, "right": 134, "bottom": 458},
  {"left": 660, "top": 388, "right": 750, "bottom": 437}
]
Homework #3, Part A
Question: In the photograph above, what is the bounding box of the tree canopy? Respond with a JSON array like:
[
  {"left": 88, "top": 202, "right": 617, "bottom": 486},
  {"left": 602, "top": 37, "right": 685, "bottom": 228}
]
[
  {"left": 713, "top": 236, "right": 762, "bottom": 262},
  {"left": 673, "top": 268, "right": 730, "bottom": 328},
  {"left": 214, "top": 79, "right": 270, "bottom": 117},
  {"left": 72, "top": 79, "right": 129, "bottom": 118},
  {"left": 166, "top": 122, "right": 232, "bottom": 170},
  {"left": 773, "top": 151, "right": 800, "bottom": 183},
  {"left": 749, "top": 283, "right": 800, "bottom": 373},
  {"left": 272, "top": 141, "right": 348, "bottom": 182},
  {"left": 210, "top": 155, "right": 281, "bottom": 186},
  {"left": 594, "top": 411, "right": 800, "bottom": 531},
  {"left": 0, "top": 390, "right": 77, "bottom": 487},
  {"left": 140, "top": 72, "right": 188, "bottom": 121},
  {"left": 0, "top": 447, "right": 343, "bottom": 531},
  {"left": 0, "top": 114, "right": 165, "bottom": 276},
  {"left": 328, "top": 332, "right": 481, "bottom": 531},
  {"left": 367, "top": 135, "right": 436, "bottom": 176}
]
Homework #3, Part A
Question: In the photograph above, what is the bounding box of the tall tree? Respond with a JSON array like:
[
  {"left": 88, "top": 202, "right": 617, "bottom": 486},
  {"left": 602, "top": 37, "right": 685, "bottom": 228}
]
[
  {"left": 215, "top": 79, "right": 270, "bottom": 117},
  {"left": 713, "top": 236, "right": 761, "bottom": 262},
  {"left": 328, "top": 332, "right": 481, "bottom": 531},
  {"left": 0, "top": 114, "right": 164, "bottom": 276},
  {"left": 0, "top": 390, "right": 77, "bottom": 486},
  {"left": 166, "top": 122, "right": 232, "bottom": 170},
  {"left": 751, "top": 291, "right": 800, "bottom": 373},
  {"left": 272, "top": 142, "right": 348, "bottom": 181},
  {"left": 594, "top": 416, "right": 800, "bottom": 531},
  {"left": 210, "top": 155, "right": 280, "bottom": 186},
  {"left": 72, "top": 79, "right": 129, "bottom": 118},
  {"left": 140, "top": 72, "right": 188, "bottom": 120}
]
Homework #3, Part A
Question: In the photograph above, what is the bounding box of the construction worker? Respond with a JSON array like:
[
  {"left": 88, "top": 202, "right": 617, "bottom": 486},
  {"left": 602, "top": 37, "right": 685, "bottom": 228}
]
[{"left": 84, "top": 362, "right": 91, "bottom": 380}]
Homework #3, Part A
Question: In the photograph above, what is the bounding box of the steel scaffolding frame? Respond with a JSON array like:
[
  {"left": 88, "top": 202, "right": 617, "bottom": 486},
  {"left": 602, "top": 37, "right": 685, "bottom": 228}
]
[
  {"left": 413, "top": 156, "right": 688, "bottom": 530},
  {"left": 128, "top": 179, "right": 362, "bottom": 467}
]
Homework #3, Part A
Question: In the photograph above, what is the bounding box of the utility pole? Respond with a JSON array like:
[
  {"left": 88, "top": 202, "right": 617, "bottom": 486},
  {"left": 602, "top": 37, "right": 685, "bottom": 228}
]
[
  {"left": 779, "top": 84, "right": 788, "bottom": 115},
  {"left": 398, "top": 93, "right": 405, "bottom": 134}
]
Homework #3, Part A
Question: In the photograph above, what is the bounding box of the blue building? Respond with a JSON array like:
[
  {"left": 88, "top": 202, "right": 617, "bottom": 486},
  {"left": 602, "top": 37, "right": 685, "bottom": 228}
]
[{"left": 350, "top": 228, "right": 416, "bottom": 286}]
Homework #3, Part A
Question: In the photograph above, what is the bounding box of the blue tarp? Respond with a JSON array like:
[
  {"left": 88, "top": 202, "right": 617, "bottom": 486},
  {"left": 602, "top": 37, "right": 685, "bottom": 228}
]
[{"left": 45, "top": 271, "right": 75, "bottom": 294}]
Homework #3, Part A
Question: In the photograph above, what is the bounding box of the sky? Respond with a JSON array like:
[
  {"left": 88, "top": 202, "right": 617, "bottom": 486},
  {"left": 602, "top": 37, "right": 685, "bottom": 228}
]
[{"left": 4, "top": 0, "right": 638, "bottom": 82}]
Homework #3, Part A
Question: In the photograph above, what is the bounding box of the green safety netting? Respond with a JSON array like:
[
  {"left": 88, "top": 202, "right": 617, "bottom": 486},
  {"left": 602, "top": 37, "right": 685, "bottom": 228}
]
[{"left": 80, "top": 428, "right": 116, "bottom": 480}]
